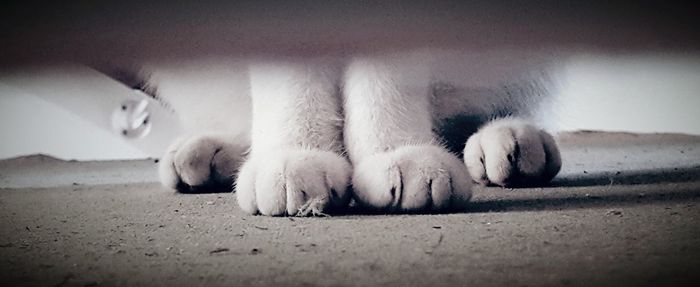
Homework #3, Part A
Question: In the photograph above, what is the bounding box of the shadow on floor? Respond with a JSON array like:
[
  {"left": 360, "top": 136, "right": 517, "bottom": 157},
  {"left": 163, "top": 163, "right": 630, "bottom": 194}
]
[
  {"left": 331, "top": 166, "right": 700, "bottom": 217},
  {"left": 466, "top": 166, "right": 700, "bottom": 213},
  {"left": 551, "top": 166, "right": 700, "bottom": 187},
  {"left": 172, "top": 166, "right": 700, "bottom": 216},
  {"left": 467, "top": 187, "right": 699, "bottom": 213}
]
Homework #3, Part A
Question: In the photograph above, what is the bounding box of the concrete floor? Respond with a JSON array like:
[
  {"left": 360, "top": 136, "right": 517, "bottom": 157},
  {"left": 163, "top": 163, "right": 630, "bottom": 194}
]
[{"left": 1, "top": 132, "right": 699, "bottom": 286}]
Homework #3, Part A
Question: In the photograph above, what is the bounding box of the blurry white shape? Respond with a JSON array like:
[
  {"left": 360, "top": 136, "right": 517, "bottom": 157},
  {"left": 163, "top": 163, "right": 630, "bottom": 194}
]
[
  {"left": 112, "top": 96, "right": 152, "bottom": 139},
  {"left": 0, "top": 88, "right": 148, "bottom": 160},
  {"left": 0, "top": 65, "right": 183, "bottom": 160},
  {"left": 549, "top": 54, "right": 700, "bottom": 135},
  {"left": 2, "top": 54, "right": 700, "bottom": 161}
]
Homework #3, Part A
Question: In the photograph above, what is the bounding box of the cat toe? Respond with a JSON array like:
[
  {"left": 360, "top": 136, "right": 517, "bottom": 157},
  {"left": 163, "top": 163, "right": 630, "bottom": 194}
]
[
  {"left": 158, "top": 134, "right": 246, "bottom": 192},
  {"left": 464, "top": 118, "right": 561, "bottom": 187},
  {"left": 352, "top": 145, "right": 472, "bottom": 212},
  {"left": 235, "top": 149, "right": 351, "bottom": 216}
]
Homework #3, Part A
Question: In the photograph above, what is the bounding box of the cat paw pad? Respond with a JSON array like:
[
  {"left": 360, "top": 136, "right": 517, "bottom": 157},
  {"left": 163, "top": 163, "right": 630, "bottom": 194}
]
[
  {"left": 235, "top": 149, "right": 351, "bottom": 216},
  {"left": 159, "top": 134, "right": 247, "bottom": 192},
  {"left": 352, "top": 145, "right": 472, "bottom": 212},
  {"left": 464, "top": 119, "right": 561, "bottom": 187}
]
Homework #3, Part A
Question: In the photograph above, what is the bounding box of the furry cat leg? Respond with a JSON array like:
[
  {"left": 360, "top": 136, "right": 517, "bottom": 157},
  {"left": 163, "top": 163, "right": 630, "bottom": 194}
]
[
  {"left": 235, "top": 61, "right": 351, "bottom": 216},
  {"left": 344, "top": 54, "right": 472, "bottom": 212},
  {"left": 154, "top": 61, "right": 251, "bottom": 192}
]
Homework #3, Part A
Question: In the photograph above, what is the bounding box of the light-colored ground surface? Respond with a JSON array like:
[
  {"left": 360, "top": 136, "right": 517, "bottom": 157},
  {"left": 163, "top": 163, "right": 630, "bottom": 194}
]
[{"left": 1, "top": 132, "right": 699, "bottom": 286}]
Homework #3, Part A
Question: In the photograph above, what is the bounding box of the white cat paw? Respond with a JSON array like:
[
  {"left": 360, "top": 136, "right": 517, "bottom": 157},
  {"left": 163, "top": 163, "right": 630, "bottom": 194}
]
[
  {"left": 464, "top": 118, "right": 561, "bottom": 187},
  {"left": 158, "top": 134, "right": 248, "bottom": 192},
  {"left": 352, "top": 145, "right": 472, "bottom": 212},
  {"left": 235, "top": 149, "right": 351, "bottom": 216}
]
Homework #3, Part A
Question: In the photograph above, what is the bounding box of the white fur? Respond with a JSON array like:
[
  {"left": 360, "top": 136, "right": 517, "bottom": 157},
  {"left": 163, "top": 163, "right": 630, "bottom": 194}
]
[
  {"left": 236, "top": 149, "right": 351, "bottom": 216},
  {"left": 344, "top": 54, "right": 472, "bottom": 211},
  {"left": 352, "top": 145, "right": 472, "bottom": 212},
  {"left": 464, "top": 118, "right": 561, "bottom": 186},
  {"left": 149, "top": 59, "right": 252, "bottom": 191},
  {"left": 158, "top": 132, "right": 249, "bottom": 190},
  {"left": 144, "top": 58, "right": 252, "bottom": 134},
  {"left": 146, "top": 50, "right": 563, "bottom": 215},
  {"left": 236, "top": 60, "right": 351, "bottom": 216}
]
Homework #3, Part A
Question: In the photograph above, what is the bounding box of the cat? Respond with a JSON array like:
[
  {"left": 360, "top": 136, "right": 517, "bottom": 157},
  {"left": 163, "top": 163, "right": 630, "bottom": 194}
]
[{"left": 146, "top": 49, "right": 562, "bottom": 216}]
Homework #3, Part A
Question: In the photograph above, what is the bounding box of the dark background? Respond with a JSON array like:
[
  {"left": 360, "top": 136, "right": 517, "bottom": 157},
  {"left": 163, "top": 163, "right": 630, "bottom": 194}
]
[{"left": 2, "top": 0, "right": 699, "bottom": 68}]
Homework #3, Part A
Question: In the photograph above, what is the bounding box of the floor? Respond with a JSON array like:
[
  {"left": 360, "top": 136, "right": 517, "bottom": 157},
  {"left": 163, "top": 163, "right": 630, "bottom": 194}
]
[{"left": 1, "top": 132, "right": 699, "bottom": 287}]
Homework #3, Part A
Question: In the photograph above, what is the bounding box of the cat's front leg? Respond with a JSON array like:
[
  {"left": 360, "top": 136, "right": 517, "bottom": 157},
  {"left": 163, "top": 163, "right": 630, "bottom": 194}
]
[
  {"left": 463, "top": 118, "right": 561, "bottom": 187},
  {"left": 344, "top": 56, "right": 472, "bottom": 213},
  {"left": 159, "top": 133, "right": 248, "bottom": 192},
  {"left": 235, "top": 61, "right": 351, "bottom": 216}
]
